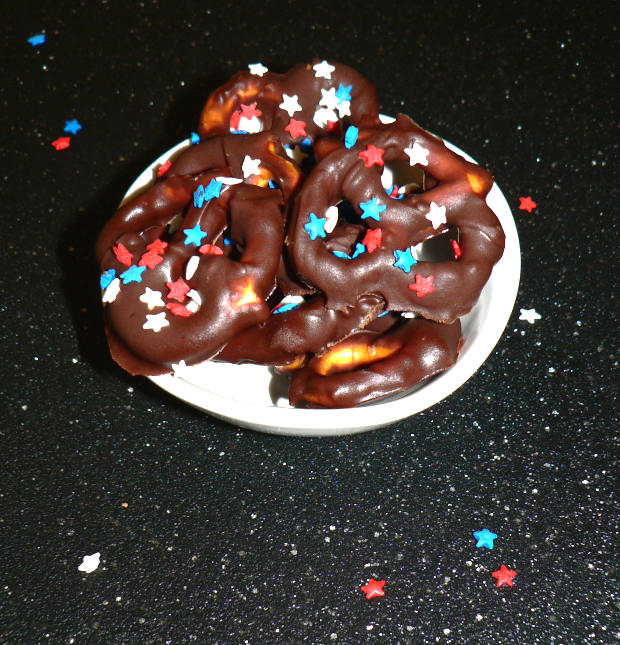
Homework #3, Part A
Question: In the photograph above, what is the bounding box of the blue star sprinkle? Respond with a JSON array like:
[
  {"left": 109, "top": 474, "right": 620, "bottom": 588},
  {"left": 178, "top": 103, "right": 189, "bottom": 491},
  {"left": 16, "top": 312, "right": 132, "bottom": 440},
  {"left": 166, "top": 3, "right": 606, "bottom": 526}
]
[
  {"left": 304, "top": 213, "right": 327, "bottom": 240},
  {"left": 273, "top": 301, "right": 301, "bottom": 314},
  {"left": 64, "top": 119, "right": 82, "bottom": 135},
  {"left": 190, "top": 132, "right": 201, "bottom": 145},
  {"left": 28, "top": 33, "right": 46, "bottom": 46},
  {"left": 333, "top": 242, "right": 366, "bottom": 260},
  {"left": 393, "top": 248, "right": 417, "bottom": 273},
  {"left": 335, "top": 84, "right": 352, "bottom": 103},
  {"left": 120, "top": 265, "right": 146, "bottom": 284},
  {"left": 183, "top": 224, "right": 208, "bottom": 246},
  {"left": 473, "top": 528, "right": 497, "bottom": 549},
  {"left": 359, "top": 198, "right": 386, "bottom": 222},
  {"left": 344, "top": 126, "right": 358, "bottom": 149},
  {"left": 100, "top": 269, "right": 116, "bottom": 289},
  {"left": 268, "top": 179, "right": 279, "bottom": 189},
  {"left": 203, "top": 178, "right": 223, "bottom": 201}
]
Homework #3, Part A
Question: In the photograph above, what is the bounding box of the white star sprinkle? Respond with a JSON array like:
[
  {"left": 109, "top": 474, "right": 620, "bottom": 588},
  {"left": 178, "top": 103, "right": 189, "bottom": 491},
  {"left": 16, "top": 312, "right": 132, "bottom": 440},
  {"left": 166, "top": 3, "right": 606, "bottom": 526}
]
[
  {"left": 238, "top": 115, "right": 262, "bottom": 133},
  {"left": 241, "top": 155, "right": 261, "bottom": 178},
  {"left": 102, "top": 278, "right": 120, "bottom": 303},
  {"left": 171, "top": 359, "right": 191, "bottom": 377},
  {"left": 139, "top": 287, "right": 165, "bottom": 310},
  {"left": 215, "top": 176, "right": 243, "bottom": 185},
  {"left": 185, "top": 255, "right": 199, "bottom": 280},
  {"left": 405, "top": 142, "right": 430, "bottom": 166},
  {"left": 313, "top": 107, "right": 338, "bottom": 128},
  {"left": 143, "top": 311, "right": 169, "bottom": 332},
  {"left": 313, "top": 60, "right": 335, "bottom": 79},
  {"left": 319, "top": 87, "right": 340, "bottom": 111},
  {"left": 248, "top": 62, "right": 268, "bottom": 77},
  {"left": 425, "top": 202, "right": 447, "bottom": 229},
  {"left": 336, "top": 100, "right": 351, "bottom": 118},
  {"left": 324, "top": 205, "right": 339, "bottom": 233},
  {"left": 519, "top": 308, "right": 542, "bottom": 324},
  {"left": 279, "top": 93, "right": 302, "bottom": 117},
  {"left": 78, "top": 552, "right": 100, "bottom": 574}
]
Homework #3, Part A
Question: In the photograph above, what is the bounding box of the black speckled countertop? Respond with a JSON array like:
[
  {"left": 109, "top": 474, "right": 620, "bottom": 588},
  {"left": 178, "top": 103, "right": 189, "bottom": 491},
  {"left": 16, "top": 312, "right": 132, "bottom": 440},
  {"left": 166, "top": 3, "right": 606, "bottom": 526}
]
[{"left": 2, "top": 2, "right": 618, "bottom": 643}]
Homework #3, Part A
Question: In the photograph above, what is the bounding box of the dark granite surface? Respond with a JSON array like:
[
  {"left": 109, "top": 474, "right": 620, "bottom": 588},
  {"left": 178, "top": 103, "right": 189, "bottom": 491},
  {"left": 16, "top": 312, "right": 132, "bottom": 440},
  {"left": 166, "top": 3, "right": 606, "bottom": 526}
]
[{"left": 2, "top": 1, "right": 618, "bottom": 643}]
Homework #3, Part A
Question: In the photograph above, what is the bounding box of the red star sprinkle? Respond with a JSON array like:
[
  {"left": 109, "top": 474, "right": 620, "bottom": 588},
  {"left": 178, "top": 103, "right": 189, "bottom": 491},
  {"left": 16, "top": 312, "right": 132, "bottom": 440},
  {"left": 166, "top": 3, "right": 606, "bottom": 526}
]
[
  {"left": 138, "top": 250, "right": 164, "bottom": 270},
  {"left": 157, "top": 159, "right": 172, "bottom": 178},
  {"left": 285, "top": 118, "right": 307, "bottom": 139},
  {"left": 229, "top": 111, "right": 242, "bottom": 131},
  {"left": 166, "top": 302, "right": 192, "bottom": 317},
  {"left": 451, "top": 239, "right": 462, "bottom": 260},
  {"left": 408, "top": 274, "right": 435, "bottom": 298},
  {"left": 362, "top": 228, "right": 383, "bottom": 253},
  {"left": 51, "top": 136, "right": 71, "bottom": 151},
  {"left": 166, "top": 278, "right": 190, "bottom": 302},
  {"left": 112, "top": 243, "right": 133, "bottom": 266},
  {"left": 326, "top": 120, "right": 341, "bottom": 134},
  {"left": 492, "top": 565, "right": 517, "bottom": 588},
  {"left": 389, "top": 185, "right": 400, "bottom": 198},
  {"left": 360, "top": 578, "right": 386, "bottom": 600},
  {"left": 146, "top": 239, "right": 168, "bottom": 254},
  {"left": 358, "top": 144, "right": 385, "bottom": 168},
  {"left": 199, "top": 243, "right": 224, "bottom": 256},
  {"left": 240, "top": 102, "right": 262, "bottom": 120},
  {"left": 519, "top": 196, "right": 537, "bottom": 213}
]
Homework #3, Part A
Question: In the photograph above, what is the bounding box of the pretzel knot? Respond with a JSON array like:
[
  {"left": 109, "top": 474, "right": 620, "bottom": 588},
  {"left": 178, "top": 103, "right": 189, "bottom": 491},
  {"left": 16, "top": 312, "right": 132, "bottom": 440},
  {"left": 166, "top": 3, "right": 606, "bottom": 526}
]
[
  {"left": 287, "top": 114, "right": 505, "bottom": 323},
  {"left": 95, "top": 133, "right": 301, "bottom": 375}
]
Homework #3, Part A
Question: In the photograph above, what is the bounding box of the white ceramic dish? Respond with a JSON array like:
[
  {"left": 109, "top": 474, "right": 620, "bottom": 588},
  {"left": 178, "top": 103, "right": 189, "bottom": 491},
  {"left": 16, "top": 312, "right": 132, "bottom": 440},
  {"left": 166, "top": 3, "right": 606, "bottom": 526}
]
[{"left": 120, "top": 122, "right": 520, "bottom": 436}]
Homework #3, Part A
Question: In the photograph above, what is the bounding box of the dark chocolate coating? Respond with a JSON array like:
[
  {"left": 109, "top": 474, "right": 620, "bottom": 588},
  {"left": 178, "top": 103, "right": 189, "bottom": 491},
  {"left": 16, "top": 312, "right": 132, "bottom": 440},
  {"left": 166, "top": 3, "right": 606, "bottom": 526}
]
[
  {"left": 289, "top": 317, "right": 463, "bottom": 408},
  {"left": 95, "top": 134, "right": 300, "bottom": 375},
  {"left": 287, "top": 114, "right": 506, "bottom": 323},
  {"left": 216, "top": 293, "right": 385, "bottom": 366},
  {"left": 198, "top": 60, "right": 381, "bottom": 147}
]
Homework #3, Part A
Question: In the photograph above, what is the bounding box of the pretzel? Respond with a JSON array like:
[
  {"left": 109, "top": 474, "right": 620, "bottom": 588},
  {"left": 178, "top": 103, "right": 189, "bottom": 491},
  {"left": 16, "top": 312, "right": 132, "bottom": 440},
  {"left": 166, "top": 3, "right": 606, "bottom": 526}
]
[
  {"left": 96, "top": 135, "right": 301, "bottom": 376},
  {"left": 286, "top": 113, "right": 505, "bottom": 323},
  {"left": 288, "top": 317, "right": 463, "bottom": 408},
  {"left": 198, "top": 60, "right": 381, "bottom": 156}
]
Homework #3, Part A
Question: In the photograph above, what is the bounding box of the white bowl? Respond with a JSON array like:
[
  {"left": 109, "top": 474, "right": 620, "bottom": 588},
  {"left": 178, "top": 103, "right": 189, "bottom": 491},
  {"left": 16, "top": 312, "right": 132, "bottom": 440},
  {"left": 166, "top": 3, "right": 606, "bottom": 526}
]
[{"left": 119, "top": 124, "right": 520, "bottom": 436}]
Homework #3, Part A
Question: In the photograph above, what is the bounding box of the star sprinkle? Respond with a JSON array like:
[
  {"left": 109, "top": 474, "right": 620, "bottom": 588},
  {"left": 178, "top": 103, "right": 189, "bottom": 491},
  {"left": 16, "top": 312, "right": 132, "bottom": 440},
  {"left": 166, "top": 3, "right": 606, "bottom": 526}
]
[
  {"left": 519, "top": 196, "right": 537, "bottom": 213},
  {"left": 28, "top": 33, "right": 46, "bottom": 46},
  {"left": 78, "top": 552, "right": 100, "bottom": 574},
  {"left": 358, "top": 144, "right": 385, "bottom": 168},
  {"left": 304, "top": 213, "right": 326, "bottom": 240},
  {"left": 240, "top": 102, "right": 262, "bottom": 120},
  {"left": 362, "top": 228, "right": 382, "bottom": 253},
  {"left": 120, "top": 264, "right": 146, "bottom": 284},
  {"left": 241, "top": 155, "right": 261, "bottom": 178},
  {"left": 405, "top": 142, "right": 430, "bottom": 166},
  {"left": 100, "top": 269, "right": 116, "bottom": 290},
  {"left": 359, "top": 198, "right": 386, "bottom": 222},
  {"left": 319, "top": 87, "right": 340, "bottom": 111},
  {"left": 171, "top": 359, "right": 191, "bottom": 377},
  {"left": 51, "top": 137, "right": 71, "bottom": 151},
  {"left": 335, "top": 84, "right": 352, "bottom": 103},
  {"left": 360, "top": 578, "right": 386, "bottom": 600},
  {"left": 64, "top": 119, "right": 82, "bottom": 135},
  {"left": 393, "top": 247, "right": 417, "bottom": 273},
  {"left": 425, "top": 202, "right": 447, "bottom": 229},
  {"left": 285, "top": 119, "right": 307, "bottom": 139},
  {"left": 334, "top": 242, "right": 366, "bottom": 260},
  {"left": 166, "top": 302, "right": 192, "bottom": 317},
  {"left": 492, "top": 565, "right": 517, "bottom": 588},
  {"left": 157, "top": 159, "right": 172, "bottom": 178},
  {"left": 166, "top": 278, "right": 190, "bottom": 302},
  {"left": 313, "top": 60, "right": 335, "bottom": 79},
  {"left": 313, "top": 107, "right": 338, "bottom": 129},
  {"left": 143, "top": 312, "right": 169, "bottom": 332},
  {"left": 323, "top": 205, "right": 339, "bottom": 233},
  {"left": 146, "top": 238, "right": 168, "bottom": 254},
  {"left": 408, "top": 274, "right": 435, "bottom": 297},
  {"left": 138, "top": 250, "right": 163, "bottom": 270},
  {"left": 279, "top": 93, "right": 302, "bottom": 117},
  {"left": 519, "top": 308, "right": 541, "bottom": 324},
  {"left": 183, "top": 224, "right": 208, "bottom": 246},
  {"left": 112, "top": 242, "right": 133, "bottom": 266},
  {"left": 248, "top": 62, "right": 268, "bottom": 76},
  {"left": 199, "top": 243, "right": 224, "bottom": 255},
  {"left": 102, "top": 278, "right": 120, "bottom": 303},
  {"left": 344, "top": 125, "right": 358, "bottom": 149},
  {"left": 139, "top": 287, "right": 165, "bottom": 310},
  {"left": 473, "top": 528, "right": 498, "bottom": 549},
  {"left": 190, "top": 132, "right": 201, "bottom": 145}
]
